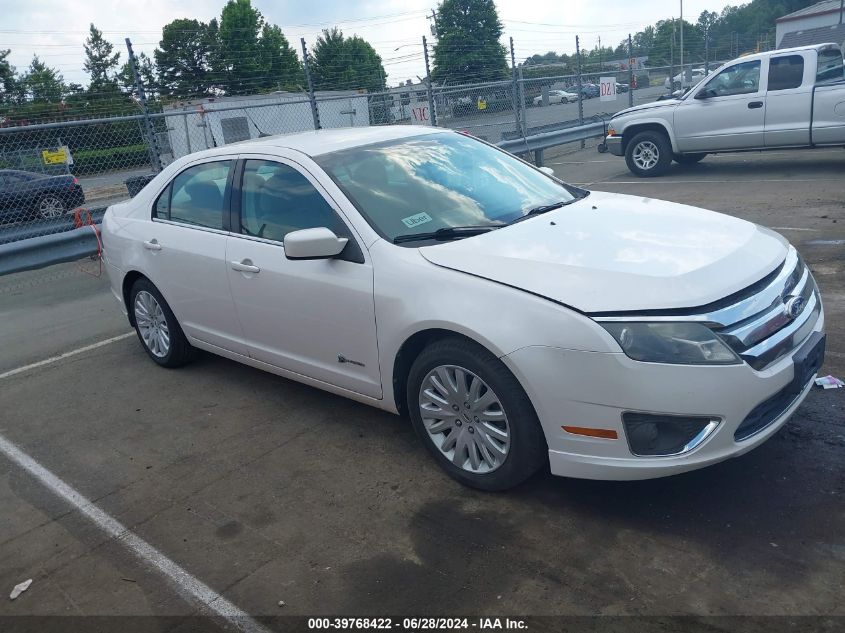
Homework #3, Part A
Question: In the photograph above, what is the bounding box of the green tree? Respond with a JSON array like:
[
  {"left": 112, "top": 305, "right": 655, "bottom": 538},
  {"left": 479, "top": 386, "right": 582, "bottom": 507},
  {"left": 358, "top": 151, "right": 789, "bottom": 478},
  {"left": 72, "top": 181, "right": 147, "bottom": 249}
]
[
  {"left": 118, "top": 51, "right": 157, "bottom": 98},
  {"left": 432, "top": 0, "right": 509, "bottom": 84},
  {"left": 84, "top": 23, "right": 121, "bottom": 95},
  {"left": 21, "top": 56, "right": 65, "bottom": 103},
  {"left": 154, "top": 18, "right": 217, "bottom": 98},
  {"left": 216, "top": 0, "right": 265, "bottom": 95},
  {"left": 311, "top": 28, "right": 386, "bottom": 93},
  {"left": 0, "top": 49, "right": 18, "bottom": 105},
  {"left": 258, "top": 24, "right": 303, "bottom": 91}
]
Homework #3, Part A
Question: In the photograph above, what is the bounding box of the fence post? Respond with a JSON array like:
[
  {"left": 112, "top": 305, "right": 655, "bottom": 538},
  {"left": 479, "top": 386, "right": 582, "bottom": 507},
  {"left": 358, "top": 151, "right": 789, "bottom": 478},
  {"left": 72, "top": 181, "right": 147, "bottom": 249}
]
[
  {"left": 575, "top": 35, "right": 584, "bottom": 149},
  {"left": 628, "top": 34, "right": 634, "bottom": 108},
  {"left": 422, "top": 36, "right": 437, "bottom": 127},
  {"left": 509, "top": 37, "right": 522, "bottom": 138},
  {"left": 301, "top": 38, "right": 321, "bottom": 130},
  {"left": 125, "top": 38, "right": 162, "bottom": 172}
]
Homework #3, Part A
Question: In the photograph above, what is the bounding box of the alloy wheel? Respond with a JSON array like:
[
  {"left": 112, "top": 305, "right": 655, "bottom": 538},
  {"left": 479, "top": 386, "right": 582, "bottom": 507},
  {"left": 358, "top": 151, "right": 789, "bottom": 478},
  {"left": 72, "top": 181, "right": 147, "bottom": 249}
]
[
  {"left": 134, "top": 290, "right": 171, "bottom": 358},
  {"left": 632, "top": 141, "right": 660, "bottom": 171},
  {"left": 38, "top": 195, "right": 66, "bottom": 218},
  {"left": 418, "top": 365, "right": 511, "bottom": 474}
]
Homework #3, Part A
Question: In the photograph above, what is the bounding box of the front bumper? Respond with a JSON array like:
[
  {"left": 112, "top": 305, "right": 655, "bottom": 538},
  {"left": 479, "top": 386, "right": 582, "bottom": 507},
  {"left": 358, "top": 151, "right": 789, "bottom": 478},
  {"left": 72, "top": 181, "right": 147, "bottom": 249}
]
[
  {"left": 501, "top": 308, "right": 824, "bottom": 481},
  {"left": 605, "top": 134, "right": 624, "bottom": 156}
]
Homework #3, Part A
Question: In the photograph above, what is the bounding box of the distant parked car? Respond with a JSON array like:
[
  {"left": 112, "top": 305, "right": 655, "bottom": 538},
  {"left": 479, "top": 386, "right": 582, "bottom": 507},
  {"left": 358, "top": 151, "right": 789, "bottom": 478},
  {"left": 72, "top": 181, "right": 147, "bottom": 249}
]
[
  {"left": 580, "top": 83, "right": 600, "bottom": 99},
  {"left": 615, "top": 82, "right": 630, "bottom": 93},
  {"left": 664, "top": 67, "right": 710, "bottom": 90},
  {"left": 532, "top": 90, "right": 578, "bottom": 106},
  {"left": 0, "top": 169, "right": 85, "bottom": 221}
]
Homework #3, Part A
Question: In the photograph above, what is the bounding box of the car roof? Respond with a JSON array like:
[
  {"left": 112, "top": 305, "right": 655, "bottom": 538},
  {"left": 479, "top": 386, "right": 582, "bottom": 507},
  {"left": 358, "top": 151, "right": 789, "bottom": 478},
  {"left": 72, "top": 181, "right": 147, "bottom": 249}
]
[{"left": 187, "top": 125, "right": 448, "bottom": 162}]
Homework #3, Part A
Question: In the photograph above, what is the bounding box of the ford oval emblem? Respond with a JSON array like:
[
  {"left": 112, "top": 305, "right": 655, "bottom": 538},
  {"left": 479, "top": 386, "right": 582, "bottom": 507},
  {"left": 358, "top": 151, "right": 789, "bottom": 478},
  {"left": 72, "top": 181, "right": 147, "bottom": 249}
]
[{"left": 783, "top": 296, "right": 805, "bottom": 320}]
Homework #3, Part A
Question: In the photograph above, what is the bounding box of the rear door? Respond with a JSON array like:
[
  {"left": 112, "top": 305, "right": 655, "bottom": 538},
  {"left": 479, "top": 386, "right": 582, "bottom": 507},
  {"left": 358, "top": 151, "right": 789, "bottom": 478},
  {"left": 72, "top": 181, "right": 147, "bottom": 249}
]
[
  {"left": 225, "top": 155, "right": 381, "bottom": 398},
  {"left": 674, "top": 59, "right": 766, "bottom": 152},
  {"left": 140, "top": 158, "right": 248, "bottom": 355},
  {"left": 764, "top": 53, "right": 811, "bottom": 147}
]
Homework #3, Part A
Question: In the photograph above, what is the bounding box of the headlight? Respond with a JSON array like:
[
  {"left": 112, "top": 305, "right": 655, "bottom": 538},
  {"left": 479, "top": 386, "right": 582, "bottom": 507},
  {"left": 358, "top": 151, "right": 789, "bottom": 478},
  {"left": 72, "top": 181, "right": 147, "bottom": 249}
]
[{"left": 600, "top": 322, "right": 740, "bottom": 365}]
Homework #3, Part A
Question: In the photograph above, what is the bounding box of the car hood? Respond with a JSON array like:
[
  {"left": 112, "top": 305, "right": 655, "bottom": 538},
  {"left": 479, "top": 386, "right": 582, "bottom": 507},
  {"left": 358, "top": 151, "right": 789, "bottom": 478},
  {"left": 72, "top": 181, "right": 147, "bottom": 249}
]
[
  {"left": 612, "top": 100, "right": 679, "bottom": 118},
  {"left": 418, "top": 192, "right": 788, "bottom": 313}
]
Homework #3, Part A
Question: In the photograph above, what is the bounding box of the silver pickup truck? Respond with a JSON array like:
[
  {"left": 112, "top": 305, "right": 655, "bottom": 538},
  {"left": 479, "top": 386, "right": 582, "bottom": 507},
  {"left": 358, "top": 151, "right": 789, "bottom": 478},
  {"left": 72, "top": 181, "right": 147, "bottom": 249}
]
[{"left": 604, "top": 43, "right": 845, "bottom": 176}]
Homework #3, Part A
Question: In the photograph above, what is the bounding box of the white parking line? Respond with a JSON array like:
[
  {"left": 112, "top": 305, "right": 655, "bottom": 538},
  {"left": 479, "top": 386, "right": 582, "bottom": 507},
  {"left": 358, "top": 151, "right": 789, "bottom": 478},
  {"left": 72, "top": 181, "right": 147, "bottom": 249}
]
[
  {"left": 0, "top": 333, "right": 134, "bottom": 381},
  {"left": 593, "top": 178, "right": 843, "bottom": 185},
  {"left": 0, "top": 433, "right": 272, "bottom": 633}
]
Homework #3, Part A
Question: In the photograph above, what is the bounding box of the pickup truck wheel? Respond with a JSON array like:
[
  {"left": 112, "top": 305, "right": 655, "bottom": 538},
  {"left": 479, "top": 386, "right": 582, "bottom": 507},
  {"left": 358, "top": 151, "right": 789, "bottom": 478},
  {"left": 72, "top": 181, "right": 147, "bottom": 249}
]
[
  {"left": 673, "top": 153, "right": 707, "bottom": 165},
  {"left": 625, "top": 131, "right": 673, "bottom": 177}
]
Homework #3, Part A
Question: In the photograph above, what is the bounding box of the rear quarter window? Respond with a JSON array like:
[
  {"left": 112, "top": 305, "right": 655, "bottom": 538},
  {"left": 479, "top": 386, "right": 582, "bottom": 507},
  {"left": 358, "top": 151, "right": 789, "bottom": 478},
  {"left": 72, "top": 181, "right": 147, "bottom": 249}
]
[{"left": 817, "top": 49, "right": 844, "bottom": 83}]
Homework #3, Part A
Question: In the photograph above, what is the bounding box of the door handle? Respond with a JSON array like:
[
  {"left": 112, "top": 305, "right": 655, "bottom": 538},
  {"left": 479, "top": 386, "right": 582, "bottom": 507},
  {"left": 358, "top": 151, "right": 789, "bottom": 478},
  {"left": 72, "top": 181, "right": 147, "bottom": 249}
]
[
  {"left": 231, "top": 259, "right": 260, "bottom": 274},
  {"left": 143, "top": 239, "right": 162, "bottom": 251},
  {"left": 748, "top": 101, "right": 764, "bottom": 109}
]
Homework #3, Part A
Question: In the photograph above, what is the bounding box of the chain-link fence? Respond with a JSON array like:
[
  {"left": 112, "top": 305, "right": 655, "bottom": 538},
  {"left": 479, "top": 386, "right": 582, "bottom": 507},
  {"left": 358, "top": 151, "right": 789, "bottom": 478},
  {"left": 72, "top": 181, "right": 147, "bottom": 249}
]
[{"left": 0, "top": 30, "right": 733, "bottom": 257}]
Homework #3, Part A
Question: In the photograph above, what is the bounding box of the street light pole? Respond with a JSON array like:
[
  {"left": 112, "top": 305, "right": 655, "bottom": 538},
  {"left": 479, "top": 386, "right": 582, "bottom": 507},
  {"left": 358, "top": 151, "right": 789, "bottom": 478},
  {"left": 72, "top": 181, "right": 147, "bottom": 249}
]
[{"left": 679, "top": 0, "right": 684, "bottom": 84}]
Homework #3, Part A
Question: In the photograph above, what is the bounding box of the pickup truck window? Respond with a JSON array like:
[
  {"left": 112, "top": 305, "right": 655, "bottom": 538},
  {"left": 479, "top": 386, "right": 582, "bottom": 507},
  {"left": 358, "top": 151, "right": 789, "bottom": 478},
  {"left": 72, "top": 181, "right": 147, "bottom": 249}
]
[
  {"left": 706, "top": 61, "right": 761, "bottom": 97},
  {"left": 768, "top": 55, "right": 804, "bottom": 91},
  {"left": 817, "top": 49, "right": 844, "bottom": 83}
]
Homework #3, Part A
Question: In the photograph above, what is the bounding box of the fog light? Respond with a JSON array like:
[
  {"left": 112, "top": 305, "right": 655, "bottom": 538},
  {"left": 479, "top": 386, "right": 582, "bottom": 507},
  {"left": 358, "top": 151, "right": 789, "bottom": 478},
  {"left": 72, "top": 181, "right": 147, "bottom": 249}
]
[{"left": 622, "top": 413, "right": 718, "bottom": 456}]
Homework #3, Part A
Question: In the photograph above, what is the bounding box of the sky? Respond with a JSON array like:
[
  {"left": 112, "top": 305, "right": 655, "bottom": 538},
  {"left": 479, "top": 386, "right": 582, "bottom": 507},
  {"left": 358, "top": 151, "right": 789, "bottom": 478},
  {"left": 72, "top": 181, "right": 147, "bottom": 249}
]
[{"left": 0, "top": 0, "right": 738, "bottom": 87}]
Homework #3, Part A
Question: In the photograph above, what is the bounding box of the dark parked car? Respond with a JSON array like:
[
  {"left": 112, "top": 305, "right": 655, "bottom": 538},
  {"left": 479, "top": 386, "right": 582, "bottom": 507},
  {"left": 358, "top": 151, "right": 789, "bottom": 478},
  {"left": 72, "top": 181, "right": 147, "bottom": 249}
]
[
  {"left": 580, "top": 83, "right": 600, "bottom": 99},
  {"left": 0, "top": 169, "right": 85, "bottom": 221},
  {"left": 615, "top": 82, "right": 630, "bottom": 93}
]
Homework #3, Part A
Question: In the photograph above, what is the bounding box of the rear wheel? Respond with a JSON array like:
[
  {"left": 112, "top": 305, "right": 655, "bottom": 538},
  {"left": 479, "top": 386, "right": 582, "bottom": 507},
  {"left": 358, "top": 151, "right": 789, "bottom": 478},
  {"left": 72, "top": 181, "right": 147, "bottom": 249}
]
[
  {"left": 673, "top": 152, "right": 707, "bottom": 165},
  {"left": 407, "top": 337, "right": 546, "bottom": 491},
  {"left": 37, "top": 194, "right": 66, "bottom": 219},
  {"left": 129, "top": 278, "right": 195, "bottom": 368},
  {"left": 625, "top": 130, "right": 673, "bottom": 177}
]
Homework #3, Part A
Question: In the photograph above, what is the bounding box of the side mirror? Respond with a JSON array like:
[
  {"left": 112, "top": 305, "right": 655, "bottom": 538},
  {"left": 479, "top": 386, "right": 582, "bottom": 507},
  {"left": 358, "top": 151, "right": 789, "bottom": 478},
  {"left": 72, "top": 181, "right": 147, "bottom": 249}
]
[
  {"left": 695, "top": 88, "right": 715, "bottom": 100},
  {"left": 538, "top": 166, "right": 555, "bottom": 176},
  {"left": 284, "top": 227, "right": 348, "bottom": 260}
]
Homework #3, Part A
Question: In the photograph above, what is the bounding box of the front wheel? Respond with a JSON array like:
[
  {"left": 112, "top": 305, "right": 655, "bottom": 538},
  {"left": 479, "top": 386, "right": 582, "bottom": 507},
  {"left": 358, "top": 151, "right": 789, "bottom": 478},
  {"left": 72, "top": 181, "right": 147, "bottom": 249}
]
[
  {"left": 407, "top": 338, "right": 546, "bottom": 491},
  {"left": 625, "top": 131, "right": 673, "bottom": 177},
  {"left": 673, "top": 152, "right": 707, "bottom": 165}
]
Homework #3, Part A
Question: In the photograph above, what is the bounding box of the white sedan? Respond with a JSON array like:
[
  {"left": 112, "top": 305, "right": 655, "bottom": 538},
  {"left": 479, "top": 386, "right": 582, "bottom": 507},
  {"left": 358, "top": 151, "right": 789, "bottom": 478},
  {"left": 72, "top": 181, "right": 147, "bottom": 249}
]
[
  {"left": 103, "top": 126, "right": 825, "bottom": 490},
  {"left": 532, "top": 89, "right": 578, "bottom": 106}
]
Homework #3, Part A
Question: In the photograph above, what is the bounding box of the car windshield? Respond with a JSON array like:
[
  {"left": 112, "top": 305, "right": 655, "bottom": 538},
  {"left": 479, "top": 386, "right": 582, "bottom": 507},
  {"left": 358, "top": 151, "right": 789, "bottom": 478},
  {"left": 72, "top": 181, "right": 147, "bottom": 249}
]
[{"left": 316, "top": 132, "right": 578, "bottom": 243}]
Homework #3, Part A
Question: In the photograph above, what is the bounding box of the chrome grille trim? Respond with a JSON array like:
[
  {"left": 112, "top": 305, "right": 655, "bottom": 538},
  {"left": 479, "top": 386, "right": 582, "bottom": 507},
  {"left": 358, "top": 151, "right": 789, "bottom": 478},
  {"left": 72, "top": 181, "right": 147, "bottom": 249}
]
[{"left": 593, "top": 247, "right": 823, "bottom": 371}]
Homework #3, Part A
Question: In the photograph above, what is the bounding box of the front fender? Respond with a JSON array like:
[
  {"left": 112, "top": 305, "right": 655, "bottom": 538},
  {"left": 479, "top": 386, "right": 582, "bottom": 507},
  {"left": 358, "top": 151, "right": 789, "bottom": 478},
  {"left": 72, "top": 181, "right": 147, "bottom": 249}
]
[{"left": 616, "top": 116, "right": 680, "bottom": 154}]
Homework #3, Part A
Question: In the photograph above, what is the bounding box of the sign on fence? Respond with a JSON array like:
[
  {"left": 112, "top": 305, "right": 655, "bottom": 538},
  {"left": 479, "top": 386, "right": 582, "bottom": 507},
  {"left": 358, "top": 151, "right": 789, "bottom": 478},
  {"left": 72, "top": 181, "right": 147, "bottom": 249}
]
[
  {"left": 599, "top": 77, "right": 617, "bottom": 102},
  {"left": 41, "top": 146, "right": 71, "bottom": 165},
  {"left": 410, "top": 105, "right": 432, "bottom": 125}
]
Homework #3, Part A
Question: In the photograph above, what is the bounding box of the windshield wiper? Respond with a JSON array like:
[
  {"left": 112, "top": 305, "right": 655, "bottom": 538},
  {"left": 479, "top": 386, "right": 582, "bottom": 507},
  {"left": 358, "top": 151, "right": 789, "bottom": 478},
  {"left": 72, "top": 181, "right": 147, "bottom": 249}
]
[
  {"left": 509, "top": 192, "right": 590, "bottom": 225},
  {"left": 393, "top": 225, "right": 501, "bottom": 244}
]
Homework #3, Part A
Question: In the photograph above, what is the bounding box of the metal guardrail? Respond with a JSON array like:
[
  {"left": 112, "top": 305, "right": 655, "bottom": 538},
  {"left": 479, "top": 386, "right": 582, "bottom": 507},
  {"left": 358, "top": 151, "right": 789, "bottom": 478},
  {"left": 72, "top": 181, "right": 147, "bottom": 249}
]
[
  {"left": 0, "top": 120, "right": 610, "bottom": 276},
  {"left": 497, "top": 120, "right": 608, "bottom": 166},
  {"left": 0, "top": 223, "right": 103, "bottom": 276}
]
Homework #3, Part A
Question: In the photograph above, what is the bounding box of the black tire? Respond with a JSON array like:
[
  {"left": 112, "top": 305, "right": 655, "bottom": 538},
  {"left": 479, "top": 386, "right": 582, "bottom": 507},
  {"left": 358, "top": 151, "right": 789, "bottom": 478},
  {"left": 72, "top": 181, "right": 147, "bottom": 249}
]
[
  {"left": 129, "top": 277, "right": 195, "bottom": 368},
  {"left": 624, "top": 130, "right": 673, "bottom": 177},
  {"left": 673, "top": 152, "right": 706, "bottom": 165},
  {"left": 407, "top": 337, "right": 546, "bottom": 491}
]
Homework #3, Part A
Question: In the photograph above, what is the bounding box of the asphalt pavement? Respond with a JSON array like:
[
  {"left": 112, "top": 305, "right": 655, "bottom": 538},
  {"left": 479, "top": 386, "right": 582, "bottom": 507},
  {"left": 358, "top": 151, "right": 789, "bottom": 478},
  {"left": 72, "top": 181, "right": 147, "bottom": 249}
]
[{"left": 0, "top": 147, "right": 842, "bottom": 629}]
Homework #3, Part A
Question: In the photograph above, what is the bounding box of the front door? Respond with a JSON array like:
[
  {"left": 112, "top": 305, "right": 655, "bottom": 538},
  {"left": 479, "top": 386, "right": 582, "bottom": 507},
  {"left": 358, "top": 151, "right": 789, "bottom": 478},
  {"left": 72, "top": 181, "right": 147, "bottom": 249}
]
[
  {"left": 225, "top": 157, "right": 381, "bottom": 398},
  {"left": 674, "top": 60, "right": 765, "bottom": 152}
]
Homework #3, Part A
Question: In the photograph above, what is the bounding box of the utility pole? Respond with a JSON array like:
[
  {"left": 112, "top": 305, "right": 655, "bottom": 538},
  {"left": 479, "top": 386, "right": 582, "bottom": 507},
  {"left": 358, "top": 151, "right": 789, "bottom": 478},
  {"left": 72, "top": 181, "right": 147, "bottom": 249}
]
[
  {"left": 679, "top": 0, "right": 685, "bottom": 85},
  {"left": 509, "top": 37, "right": 522, "bottom": 137},
  {"left": 628, "top": 34, "right": 634, "bottom": 108},
  {"left": 598, "top": 36, "right": 602, "bottom": 71},
  {"left": 427, "top": 9, "right": 438, "bottom": 37},
  {"left": 422, "top": 36, "right": 437, "bottom": 126},
  {"left": 125, "top": 38, "right": 162, "bottom": 172},
  {"left": 670, "top": 19, "right": 675, "bottom": 92},
  {"left": 575, "top": 35, "right": 584, "bottom": 148},
  {"left": 301, "top": 38, "right": 321, "bottom": 130}
]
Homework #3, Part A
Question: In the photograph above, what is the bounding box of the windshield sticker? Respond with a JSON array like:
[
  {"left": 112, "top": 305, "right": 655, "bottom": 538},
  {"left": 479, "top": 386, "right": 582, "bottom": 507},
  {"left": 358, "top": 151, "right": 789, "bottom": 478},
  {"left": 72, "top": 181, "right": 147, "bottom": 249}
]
[{"left": 401, "top": 212, "right": 433, "bottom": 228}]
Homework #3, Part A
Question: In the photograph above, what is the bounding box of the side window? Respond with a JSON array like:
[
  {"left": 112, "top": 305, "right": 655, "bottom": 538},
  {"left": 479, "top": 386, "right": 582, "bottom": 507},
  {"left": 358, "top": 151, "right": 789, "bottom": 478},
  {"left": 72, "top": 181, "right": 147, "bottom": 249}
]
[
  {"left": 768, "top": 55, "right": 804, "bottom": 91},
  {"left": 705, "top": 61, "right": 761, "bottom": 97},
  {"left": 154, "top": 161, "right": 233, "bottom": 229},
  {"left": 816, "top": 49, "right": 844, "bottom": 83},
  {"left": 239, "top": 159, "right": 345, "bottom": 243}
]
